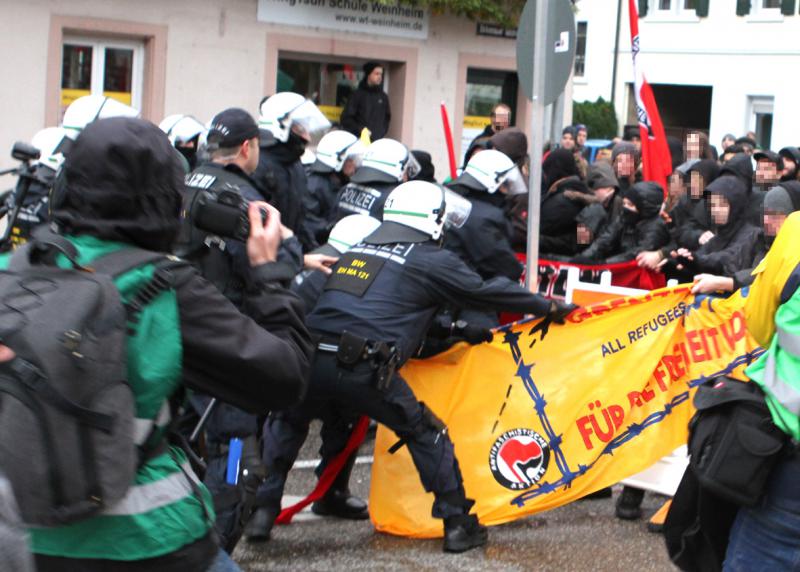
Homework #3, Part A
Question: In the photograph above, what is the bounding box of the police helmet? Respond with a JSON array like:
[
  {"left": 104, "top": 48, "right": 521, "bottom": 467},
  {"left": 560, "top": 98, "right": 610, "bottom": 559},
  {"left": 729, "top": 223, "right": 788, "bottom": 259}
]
[
  {"left": 159, "top": 114, "right": 206, "bottom": 147},
  {"left": 457, "top": 149, "right": 527, "bottom": 195},
  {"left": 327, "top": 214, "right": 381, "bottom": 253},
  {"left": 350, "top": 138, "right": 420, "bottom": 184},
  {"left": 30, "top": 127, "right": 71, "bottom": 172},
  {"left": 315, "top": 130, "right": 365, "bottom": 173},
  {"left": 258, "top": 92, "right": 331, "bottom": 143},
  {"left": 383, "top": 181, "right": 472, "bottom": 241},
  {"left": 61, "top": 95, "right": 139, "bottom": 140}
]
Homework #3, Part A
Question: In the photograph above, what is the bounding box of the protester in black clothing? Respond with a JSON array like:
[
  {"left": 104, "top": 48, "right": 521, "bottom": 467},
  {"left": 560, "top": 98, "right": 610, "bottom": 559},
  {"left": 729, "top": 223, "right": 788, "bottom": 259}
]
[
  {"left": 611, "top": 142, "right": 641, "bottom": 194},
  {"left": 340, "top": 62, "right": 391, "bottom": 141},
  {"left": 719, "top": 153, "right": 761, "bottom": 228},
  {"left": 778, "top": 146, "right": 800, "bottom": 181},
  {"left": 462, "top": 103, "right": 511, "bottom": 166},
  {"left": 754, "top": 150, "right": 782, "bottom": 191},
  {"left": 539, "top": 149, "right": 593, "bottom": 253},
  {"left": 410, "top": 150, "right": 436, "bottom": 183},
  {"left": 489, "top": 127, "right": 530, "bottom": 250},
  {"left": 577, "top": 181, "right": 669, "bottom": 264}
]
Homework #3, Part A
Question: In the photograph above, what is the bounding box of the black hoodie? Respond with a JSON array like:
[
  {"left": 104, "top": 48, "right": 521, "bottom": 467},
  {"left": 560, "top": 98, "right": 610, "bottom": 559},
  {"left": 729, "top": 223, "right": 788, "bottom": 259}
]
[
  {"left": 693, "top": 176, "right": 765, "bottom": 277},
  {"left": 578, "top": 181, "right": 669, "bottom": 263},
  {"left": 720, "top": 153, "right": 765, "bottom": 227},
  {"left": 670, "top": 159, "right": 721, "bottom": 250},
  {"left": 340, "top": 77, "right": 391, "bottom": 140}
]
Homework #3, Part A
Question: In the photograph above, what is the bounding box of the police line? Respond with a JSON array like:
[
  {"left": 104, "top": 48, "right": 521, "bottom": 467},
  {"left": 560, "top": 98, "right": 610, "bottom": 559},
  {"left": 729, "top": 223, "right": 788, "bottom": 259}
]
[{"left": 368, "top": 285, "right": 762, "bottom": 537}]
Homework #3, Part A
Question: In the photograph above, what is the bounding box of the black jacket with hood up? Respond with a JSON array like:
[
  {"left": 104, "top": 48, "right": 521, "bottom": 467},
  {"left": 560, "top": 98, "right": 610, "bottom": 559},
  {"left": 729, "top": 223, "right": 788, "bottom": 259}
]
[{"left": 578, "top": 181, "right": 669, "bottom": 263}]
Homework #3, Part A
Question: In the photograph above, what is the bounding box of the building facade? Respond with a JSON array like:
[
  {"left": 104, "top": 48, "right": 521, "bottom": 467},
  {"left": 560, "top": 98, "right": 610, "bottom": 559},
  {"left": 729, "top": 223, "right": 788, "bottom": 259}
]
[
  {"left": 572, "top": 0, "right": 800, "bottom": 152},
  {"left": 0, "top": 0, "right": 573, "bottom": 175}
]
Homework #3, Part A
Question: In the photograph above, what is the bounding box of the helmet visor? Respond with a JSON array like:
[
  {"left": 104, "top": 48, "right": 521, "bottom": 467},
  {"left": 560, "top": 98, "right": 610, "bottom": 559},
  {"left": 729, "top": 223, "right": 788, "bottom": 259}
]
[
  {"left": 443, "top": 187, "right": 472, "bottom": 229},
  {"left": 501, "top": 165, "right": 528, "bottom": 196},
  {"left": 288, "top": 100, "right": 332, "bottom": 141},
  {"left": 342, "top": 139, "right": 366, "bottom": 170},
  {"left": 402, "top": 150, "right": 421, "bottom": 180}
]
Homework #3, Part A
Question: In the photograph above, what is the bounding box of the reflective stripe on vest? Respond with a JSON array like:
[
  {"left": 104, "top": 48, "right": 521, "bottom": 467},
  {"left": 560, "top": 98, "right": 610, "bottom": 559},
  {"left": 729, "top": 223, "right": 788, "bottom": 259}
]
[
  {"left": 102, "top": 462, "right": 199, "bottom": 516},
  {"left": 132, "top": 401, "right": 171, "bottom": 446},
  {"left": 777, "top": 326, "right": 800, "bottom": 357},
  {"left": 763, "top": 348, "right": 800, "bottom": 416}
]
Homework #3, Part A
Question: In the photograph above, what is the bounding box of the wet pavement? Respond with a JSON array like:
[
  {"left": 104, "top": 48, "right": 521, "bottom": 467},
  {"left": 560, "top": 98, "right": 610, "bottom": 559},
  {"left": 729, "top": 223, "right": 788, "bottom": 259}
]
[{"left": 234, "top": 423, "right": 678, "bottom": 572}]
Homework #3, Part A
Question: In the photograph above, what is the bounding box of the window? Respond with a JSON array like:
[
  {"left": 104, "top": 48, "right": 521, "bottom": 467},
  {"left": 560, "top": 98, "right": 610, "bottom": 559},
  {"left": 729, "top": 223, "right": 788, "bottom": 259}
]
[
  {"left": 60, "top": 37, "right": 143, "bottom": 119},
  {"left": 761, "top": 0, "right": 781, "bottom": 7},
  {"left": 574, "top": 22, "right": 587, "bottom": 78},
  {"left": 461, "top": 68, "right": 519, "bottom": 160},
  {"left": 655, "top": 0, "right": 696, "bottom": 13},
  {"left": 749, "top": 96, "right": 774, "bottom": 150}
]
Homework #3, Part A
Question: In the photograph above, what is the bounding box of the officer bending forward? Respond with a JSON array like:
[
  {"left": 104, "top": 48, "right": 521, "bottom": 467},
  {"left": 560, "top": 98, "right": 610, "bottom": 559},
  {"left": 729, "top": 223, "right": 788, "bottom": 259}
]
[{"left": 266, "top": 181, "right": 573, "bottom": 552}]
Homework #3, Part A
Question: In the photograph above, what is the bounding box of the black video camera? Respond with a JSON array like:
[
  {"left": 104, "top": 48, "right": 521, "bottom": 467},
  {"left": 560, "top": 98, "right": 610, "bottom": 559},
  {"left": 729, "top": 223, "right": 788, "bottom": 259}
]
[{"left": 192, "top": 189, "right": 268, "bottom": 242}]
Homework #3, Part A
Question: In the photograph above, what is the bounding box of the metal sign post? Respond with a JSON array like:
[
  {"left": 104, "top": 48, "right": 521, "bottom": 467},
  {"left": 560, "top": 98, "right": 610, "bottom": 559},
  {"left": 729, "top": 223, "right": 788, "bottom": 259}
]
[{"left": 516, "top": 0, "right": 576, "bottom": 292}]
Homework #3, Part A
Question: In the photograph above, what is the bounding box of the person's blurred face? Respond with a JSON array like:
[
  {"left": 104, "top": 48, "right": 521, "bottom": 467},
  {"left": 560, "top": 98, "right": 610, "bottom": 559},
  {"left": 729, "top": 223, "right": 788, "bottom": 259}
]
[
  {"left": 342, "top": 157, "right": 357, "bottom": 178},
  {"left": 615, "top": 153, "right": 635, "bottom": 178},
  {"left": 685, "top": 133, "right": 701, "bottom": 160},
  {"left": 491, "top": 107, "right": 510, "bottom": 132},
  {"left": 722, "top": 151, "right": 737, "bottom": 164},
  {"left": 710, "top": 193, "right": 730, "bottom": 225},
  {"left": 782, "top": 156, "right": 797, "bottom": 178},
  {"left": 668, "top": 171, "right": 686, "bottom": 200},
  {"left": 560, "top": 133, "right": 575, "bottom": 150},
  {"left": 367, "top": 66, "right": 384, "bottom": 86},
  {"left": 622, "top": 197, "right": 638, "bottom": 212},
  {"left": 763, "top": 210, "right": 788, "bottom": 237},
  {"left": 689, "top": 171, "right": 705, "bottom": 199},
  {"left": 577, "top": 223, "right": 592, "bottom": 245},
  {"left": 243, "top": 137, "right": 260, "bottom": 174},
  {"left": 755, "top": 159, "right": 779, "bottom": 185},
  {"left": 577, "top": 129, "right": 587, "bottom": 147},
  {"left": 594, "top": 186, "right": 615, "bottom": 205},
  {"left": 722, "top": 135, "right": 736, "bottom": 150}
]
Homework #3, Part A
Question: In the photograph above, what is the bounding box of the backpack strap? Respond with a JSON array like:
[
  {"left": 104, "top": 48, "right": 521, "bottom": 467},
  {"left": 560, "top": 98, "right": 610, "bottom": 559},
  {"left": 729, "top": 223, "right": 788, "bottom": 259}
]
[{"left": 8, "top": 228, "right": 87, "bottom": 272}]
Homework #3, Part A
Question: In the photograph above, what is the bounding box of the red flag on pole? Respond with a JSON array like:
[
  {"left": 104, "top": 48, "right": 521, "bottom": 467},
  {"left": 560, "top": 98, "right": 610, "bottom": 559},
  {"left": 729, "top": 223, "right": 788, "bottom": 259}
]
[
  {"left": 440, "top": 101, "right": 458, "bottom": 180},
  {"left": 628, "top": 0, "right": 672, "bottom": 194}
]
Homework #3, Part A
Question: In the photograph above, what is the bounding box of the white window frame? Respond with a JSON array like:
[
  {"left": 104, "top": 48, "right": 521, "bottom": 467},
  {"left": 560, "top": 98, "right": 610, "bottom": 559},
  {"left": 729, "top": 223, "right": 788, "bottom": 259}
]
[
  {"left": 747, "top": 0, "right": 784, "bottom": 22},
  {"left": 62, "top": 36, "right": 145, "bottom": 111},
  {"left": 747, "top": 95, "right": 775, "bottom": 149},
  {"left": 573, "top": 22, "right": 588, "bottom": 79},
  {"left": 647, "top": 0, "right": 700, "bottom": 22}
]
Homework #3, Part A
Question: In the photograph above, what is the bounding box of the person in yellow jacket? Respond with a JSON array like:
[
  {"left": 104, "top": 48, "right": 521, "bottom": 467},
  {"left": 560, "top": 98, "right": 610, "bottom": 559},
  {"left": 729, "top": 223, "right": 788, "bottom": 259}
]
[{"left": 723, "top": 212, "right": 800, "bottom": 570}]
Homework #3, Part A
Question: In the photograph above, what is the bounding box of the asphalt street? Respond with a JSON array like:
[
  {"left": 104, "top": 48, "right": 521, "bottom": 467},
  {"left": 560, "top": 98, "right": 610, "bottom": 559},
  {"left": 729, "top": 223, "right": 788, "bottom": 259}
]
[{"left": 234, "top": 422, "right": 678, "bottom": 572}]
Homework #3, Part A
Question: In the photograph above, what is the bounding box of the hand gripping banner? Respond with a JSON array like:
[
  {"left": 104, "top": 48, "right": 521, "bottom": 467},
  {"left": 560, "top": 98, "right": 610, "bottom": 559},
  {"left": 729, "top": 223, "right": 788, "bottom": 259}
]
[{"left": 369, "top": 286, "right": 763, "bottom": 537}]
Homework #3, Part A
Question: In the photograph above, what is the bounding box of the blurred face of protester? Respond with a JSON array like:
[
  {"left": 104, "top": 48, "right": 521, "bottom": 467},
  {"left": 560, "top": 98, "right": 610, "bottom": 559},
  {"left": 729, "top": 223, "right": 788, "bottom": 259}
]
[
  {"left": 577, "top": 223, "right": 593, "bottom": 246},
  {"left": 594, "top": 186, "right": 615, "bottom": 205},
  {"left": 491, "top": 107, "right": 510, "bottom": 133},
  {"left": 782, "top": 156, "right": 797, "bottom": 179},
  {"left": 763, "top": 210, "right": 788, "bottom": 238},
  {"left": 710, "top": 193, "right": 731, "bottom": 226},
  {"left": 342, "top": 157, "right": 358, "bottom": 178},
  {"left": 615, "top": 153, "right": 635, "bottom": 179},
  {"left": 722, "top": 135, "right": 736, "bottom": 151},
  {"left": 685, "top": 133, "right": 702, "bottom": 161},
  {"left": 560, "top": 132, "right": 575, "bottom": 150},
  {"left": 576, "top": 129, "right": 587, "bottom": 147},
  {"left": 622, "top": 197, "right": 638, "bottom": 212},
  {"left": 755, "top": 159, "right": 779, "bottom": 185},
  {"left": 689, "top": 171, "right": 705, "bottom": 200},
  {"left": 668, "top": 171, "right": 687, "bottom": 202},
  {"left": 721, "top": 151, "right": 737, "bottom": 164},
  {"left": 367, "top": 66, "right": 384, "bottom": 87}
]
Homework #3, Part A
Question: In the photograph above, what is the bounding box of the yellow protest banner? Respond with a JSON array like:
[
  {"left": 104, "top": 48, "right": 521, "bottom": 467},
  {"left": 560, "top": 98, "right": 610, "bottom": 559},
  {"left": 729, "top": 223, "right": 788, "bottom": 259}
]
[{"left": 369, "top": 286, "right": 763, "bottom": 537}]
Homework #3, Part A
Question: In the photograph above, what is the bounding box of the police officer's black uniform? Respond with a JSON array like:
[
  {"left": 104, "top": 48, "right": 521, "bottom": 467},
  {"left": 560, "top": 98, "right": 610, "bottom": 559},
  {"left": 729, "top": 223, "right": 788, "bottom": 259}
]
[
  {"left": 259, "top": 217, "right": 557, "bottom": 552},
  {"left": 333, "top": 165, "right": 399, "bottom": 222},
  {"left": 303, "top": 160, "right": 346, "bottom": 245}
]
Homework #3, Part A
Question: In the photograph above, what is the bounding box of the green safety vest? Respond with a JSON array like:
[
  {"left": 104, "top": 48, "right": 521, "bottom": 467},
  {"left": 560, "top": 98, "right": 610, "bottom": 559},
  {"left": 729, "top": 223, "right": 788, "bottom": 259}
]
[
  {"left": 0, "top": 235, "right": 214, "bottom": 561},
  {"left": 747, "top": 287, "right": 800, "bottom": 442}
]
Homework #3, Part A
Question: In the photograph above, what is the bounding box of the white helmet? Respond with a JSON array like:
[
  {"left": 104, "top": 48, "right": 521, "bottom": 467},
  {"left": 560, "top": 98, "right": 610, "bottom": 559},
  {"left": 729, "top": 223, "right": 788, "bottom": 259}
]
[
  {"left": 315, "top": 130, "right": 365, "bottom": 172},
  {"left": 258, "top": 92, "right": 331, "bottom": 143},
  {"left": 30, "top": 127, "right": 71, "bottom": 171},
  {"left": 327, "top": 214, "right": 381, "bottom": 253},
  {"left": 461, "top": 149, "right": 527, "bottom": 195},
  {"left": 159, "top": 114, "right": 206, "bottom": 146},
  {"left": 351, "top": 138, "right": 420, "bottom": 184},
  {"left": 62, "top": 95, "right": 139, "bottom": 140},
  {"left": 383, "top": 181, "right": 449, "bottom": 240}
]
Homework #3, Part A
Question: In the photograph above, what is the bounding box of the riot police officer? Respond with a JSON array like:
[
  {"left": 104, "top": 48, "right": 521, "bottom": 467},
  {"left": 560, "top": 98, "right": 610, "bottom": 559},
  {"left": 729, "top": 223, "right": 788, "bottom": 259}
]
[
  {"left": 254, "top": 92, "right": 331, "bottom": 251},
  {"left": 246, "top": 214, "right": 381, "bottom": 540},
  {"left": 303, "top": 130, "right": 365, "bottom": 245},
  {"left": 255, "top": 181, "right": 574, "bottom": 553},
  {"left": 333, "top": 138, "right": 419, "bottom": 221},
  {"left": 159, "top": 114, "right": 207, "bottom": 171}
]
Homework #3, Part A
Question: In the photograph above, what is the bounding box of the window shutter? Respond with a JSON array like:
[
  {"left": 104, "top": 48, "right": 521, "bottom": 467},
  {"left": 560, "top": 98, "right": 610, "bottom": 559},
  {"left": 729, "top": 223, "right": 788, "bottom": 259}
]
[
  {"left": 696, "top": 0, "right": 710, "bottom": 16},
  {"left": 736, "top": 0, "right": 751, "bottom": 16},
  {"left": 781, "top": 0, "right": 795, "bottom": 15},
  {"left": 638, "top": 0, "right": 648, "bottom": 17}
]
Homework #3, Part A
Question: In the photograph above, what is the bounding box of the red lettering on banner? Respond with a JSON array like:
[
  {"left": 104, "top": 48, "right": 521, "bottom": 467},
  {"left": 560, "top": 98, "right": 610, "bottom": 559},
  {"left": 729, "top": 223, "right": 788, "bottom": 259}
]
[{"left": 686, "top": 330, "right": 707, "bottom": 363}]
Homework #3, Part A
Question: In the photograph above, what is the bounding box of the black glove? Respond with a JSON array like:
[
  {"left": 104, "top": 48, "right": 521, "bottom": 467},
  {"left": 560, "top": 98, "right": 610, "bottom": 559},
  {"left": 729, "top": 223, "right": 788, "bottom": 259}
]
[
  {"left": 452, "top": 320, "right": 494, "bottom": 345},
  {"left": 546, "top": 300, "right": 578, "bottom": 324}
]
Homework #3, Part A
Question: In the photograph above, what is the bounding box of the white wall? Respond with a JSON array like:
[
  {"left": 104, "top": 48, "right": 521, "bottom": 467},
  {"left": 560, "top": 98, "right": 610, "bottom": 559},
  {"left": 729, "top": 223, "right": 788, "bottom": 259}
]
[{"left": 572, "top": 0, "right": 800, "bottom": 150}]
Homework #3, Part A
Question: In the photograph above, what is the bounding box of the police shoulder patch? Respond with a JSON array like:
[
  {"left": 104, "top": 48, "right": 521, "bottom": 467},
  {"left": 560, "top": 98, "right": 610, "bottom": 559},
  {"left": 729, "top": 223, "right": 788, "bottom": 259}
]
[{"left": 324, "top": 251, "right": 386, "bottom": 297}]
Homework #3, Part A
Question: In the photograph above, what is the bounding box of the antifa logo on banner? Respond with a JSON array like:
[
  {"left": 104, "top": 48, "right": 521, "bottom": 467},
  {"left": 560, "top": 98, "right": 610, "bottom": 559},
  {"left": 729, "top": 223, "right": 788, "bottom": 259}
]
[{"left": 489, "top": 429, "right": 550, "bottom": 491}]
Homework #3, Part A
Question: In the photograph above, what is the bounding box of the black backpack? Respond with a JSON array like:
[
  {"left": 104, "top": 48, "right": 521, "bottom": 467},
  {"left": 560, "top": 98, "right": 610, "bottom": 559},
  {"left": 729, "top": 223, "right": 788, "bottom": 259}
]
[{"left": 0, "top": 232, "right": 180, "bottom": 526}]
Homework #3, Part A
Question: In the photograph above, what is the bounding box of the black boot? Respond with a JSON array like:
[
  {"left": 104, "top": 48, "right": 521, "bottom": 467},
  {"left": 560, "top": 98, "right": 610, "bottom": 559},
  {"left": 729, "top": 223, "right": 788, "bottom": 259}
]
[
  {"left": 244, "top": 504, "right": 280, "bottom": 542},
  {"left": 615, "top": 486, "right": 645, "bottom": 520},
  {"left": 311, "top": 452, "right": 369, "bottom": 520},
  {"left": 443, "top": 514, "right": 488, "bottom": 553}
]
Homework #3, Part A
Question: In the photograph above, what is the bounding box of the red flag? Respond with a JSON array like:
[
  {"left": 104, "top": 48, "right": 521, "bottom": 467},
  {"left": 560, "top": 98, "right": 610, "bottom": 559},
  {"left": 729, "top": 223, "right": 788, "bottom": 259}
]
[
  {"left": 628, "top": 0, "right": 672, "bottom": 194},
  {"left": 440, "top": 101, "right": 458, "bottom": 180}
]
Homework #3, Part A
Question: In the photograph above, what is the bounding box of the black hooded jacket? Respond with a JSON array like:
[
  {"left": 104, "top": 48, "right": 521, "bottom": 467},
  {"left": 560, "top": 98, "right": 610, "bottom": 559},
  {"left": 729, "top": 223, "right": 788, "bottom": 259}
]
[
  {"left": 303, "top": 160, "right": 346, "bottom": 244},
  {"left": 340, "top": 79, "right": 391, "bottom": 141},
  {"left": 780, "top": 147, "right": 800, "bottom": 181},
  {"left": 720, "top": 153, "right": 763, "bottom": 228},
  {"left": 667, "top": 159, "right": 721, "bottom": 251},
  {"left": 693, "top": 176, "right": 765, "bottom": 277},
  {"left": 578, "top": 181, "right": 669, "bottom": 263}
]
